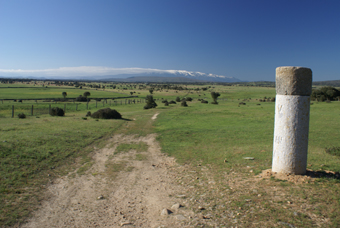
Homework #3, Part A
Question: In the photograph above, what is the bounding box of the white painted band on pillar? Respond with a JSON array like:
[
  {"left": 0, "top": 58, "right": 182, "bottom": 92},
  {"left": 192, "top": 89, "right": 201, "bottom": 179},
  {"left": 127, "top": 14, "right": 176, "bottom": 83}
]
[{"left": 272, "top": 95, "right": 310, "bottom": 174}]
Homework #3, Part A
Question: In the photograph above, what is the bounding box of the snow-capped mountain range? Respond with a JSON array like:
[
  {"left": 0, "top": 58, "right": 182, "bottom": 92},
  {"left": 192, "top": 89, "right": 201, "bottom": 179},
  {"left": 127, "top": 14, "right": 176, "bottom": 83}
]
[
  {"left": 98, "top": 71, "right": 241, "bottom": 83},
  {"left": 0, "top": 67, "right": 242, "bottom": 83}
]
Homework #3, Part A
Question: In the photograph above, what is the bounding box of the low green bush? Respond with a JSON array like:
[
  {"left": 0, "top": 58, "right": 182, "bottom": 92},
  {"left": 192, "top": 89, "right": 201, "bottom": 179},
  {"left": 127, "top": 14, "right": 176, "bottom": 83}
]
[
  {"left": 325, "top": 147, "right": 340, "bottom": 157},
  {"left": 181, "top": 101, "right": 188, "bottom": 107},
  {"left": 50, "top": 107, "right": 65, "bottom": 116},
  {"left": 18, "top": 113, "right": 26, "bottom": 118},
  {"left": 91, "top": 108, "right": 122, "bottom": 119}
]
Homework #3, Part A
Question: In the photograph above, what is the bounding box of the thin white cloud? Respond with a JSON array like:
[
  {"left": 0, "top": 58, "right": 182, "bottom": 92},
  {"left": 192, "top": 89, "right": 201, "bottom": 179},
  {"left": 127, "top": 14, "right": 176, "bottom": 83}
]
[
  {"left": 0, "top": 66, "right": 192, "bottom": 77},
  {"left": 0, "top": 66, "right": 234, "bottom": 80}
]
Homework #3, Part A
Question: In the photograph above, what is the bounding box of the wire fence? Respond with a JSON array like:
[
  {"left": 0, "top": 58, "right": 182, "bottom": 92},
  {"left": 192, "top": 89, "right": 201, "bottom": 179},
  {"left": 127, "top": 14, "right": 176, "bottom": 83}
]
[{"left": 0, "top": 98, "right": 146, "bottom": 118}]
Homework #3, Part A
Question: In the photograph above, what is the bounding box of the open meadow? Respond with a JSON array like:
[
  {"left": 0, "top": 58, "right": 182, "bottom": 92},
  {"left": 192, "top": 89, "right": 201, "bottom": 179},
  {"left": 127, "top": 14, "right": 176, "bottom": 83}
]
[{"left": 0, "top": 82, "right": 340, "bottom": 227}]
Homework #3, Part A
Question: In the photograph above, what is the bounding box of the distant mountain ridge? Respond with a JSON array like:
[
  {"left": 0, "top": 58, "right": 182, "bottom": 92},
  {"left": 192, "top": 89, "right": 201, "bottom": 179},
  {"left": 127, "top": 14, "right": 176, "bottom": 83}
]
[
  {"left": 0, "top": 67, "right": 242, "bottom": 82},
  {"left": 100, "top": 76, "right": 207, "bottom": 83},
  {"left": 95, "top": 71, "right": 242, "bottom": 83}
]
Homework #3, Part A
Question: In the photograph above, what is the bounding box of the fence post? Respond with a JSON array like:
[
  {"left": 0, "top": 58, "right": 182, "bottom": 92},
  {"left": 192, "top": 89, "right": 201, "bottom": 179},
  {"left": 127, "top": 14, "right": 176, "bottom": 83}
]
[
  {"left": 31, "top": 105, "right": 33, "bottom": 116},
  {"left": 12, "top": 105, "right": 14, "bottom": 118},
  {"left": 272, "top": 66, "right": 312, "bottom": 175}
]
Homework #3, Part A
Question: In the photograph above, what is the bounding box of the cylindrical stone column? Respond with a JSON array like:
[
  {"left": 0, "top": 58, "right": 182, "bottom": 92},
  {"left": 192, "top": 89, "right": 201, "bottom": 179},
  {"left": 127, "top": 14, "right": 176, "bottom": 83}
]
[{"left": 272, "top": 66, "right": 312, "bottom": 175}]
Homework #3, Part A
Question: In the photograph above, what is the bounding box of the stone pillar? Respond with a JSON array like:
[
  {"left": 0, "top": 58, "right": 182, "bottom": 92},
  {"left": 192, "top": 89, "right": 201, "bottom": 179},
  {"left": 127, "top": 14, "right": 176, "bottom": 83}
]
[{"left": 272, "top": 66, "right": 312, "bottom": 175}]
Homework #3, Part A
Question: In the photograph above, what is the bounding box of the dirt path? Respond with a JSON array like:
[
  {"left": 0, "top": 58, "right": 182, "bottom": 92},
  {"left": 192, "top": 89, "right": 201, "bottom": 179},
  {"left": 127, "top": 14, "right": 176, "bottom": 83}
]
[{"left": 22, "top": 114, "right": 193, "bottom": 228}]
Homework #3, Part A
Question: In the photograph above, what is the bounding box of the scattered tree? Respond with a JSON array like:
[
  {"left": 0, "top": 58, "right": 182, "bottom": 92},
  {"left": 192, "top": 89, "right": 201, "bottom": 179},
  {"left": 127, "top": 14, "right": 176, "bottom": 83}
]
[
  {"left": 311, "top": 86, "right": 340, "bottom": 101},
  {"left": 83, "top": 91, "right": 91, "bottom": 98},
  {"left": 144, "top": 95, "right": 157, "bottom": 109},
  {"left": 211, "top": 92, "right": 220, "bottom": 104}
]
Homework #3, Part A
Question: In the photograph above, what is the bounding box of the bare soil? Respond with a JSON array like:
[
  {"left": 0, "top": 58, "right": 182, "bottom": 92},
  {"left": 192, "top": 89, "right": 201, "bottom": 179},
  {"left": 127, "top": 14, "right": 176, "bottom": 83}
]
[
  {"left": 21, "top": 132, "right": 196, "bottom": 228},
  {"left": 19, "top": 113, "right": 332, "bottom": 227}
]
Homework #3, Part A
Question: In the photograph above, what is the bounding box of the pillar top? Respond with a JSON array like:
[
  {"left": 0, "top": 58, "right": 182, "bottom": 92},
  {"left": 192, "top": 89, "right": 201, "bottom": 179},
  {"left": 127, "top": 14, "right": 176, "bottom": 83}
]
[{"left": 276, "top": 66, "right": 312, "bottom": 96}]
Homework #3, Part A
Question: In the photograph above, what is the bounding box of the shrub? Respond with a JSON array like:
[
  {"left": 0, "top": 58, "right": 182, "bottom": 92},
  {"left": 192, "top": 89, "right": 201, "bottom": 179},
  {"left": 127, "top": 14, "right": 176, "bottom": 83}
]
[
  {"left": 144, "top": 95, "right": 157, "bottom": 109},
  {"left": 164, "top": 101, "right": 169, "bottom": 106},
  {"left": 201, "top": 100, "right": 208, "bottom": 104},
  {"left": 91, "top": 108, "right": 122, "bottom": 119},
  {"left": 325, "top": 147, "right": 340, "bottom": 157},
  {"left": 86, "top": 111, "right": 91, "bottom": 117},
  {"left": 175, "top": 97, "right": 181, "bottom": 102},
  {"left": 181, "top": 101, "right": 188, "bottom": 107},
  {"left": 50, "top": 107, "right": 65, "bottom": 116},
  {"left": 76, "top": 95, "right": 89, "bottom": 102},
  {"left": 161, "top": 99, "right": 168, "bottom": 103},
  {"left": 270, "top": 97, "right": 276, "bottom": 102},
  {"left": 311, "top": 86, "right": 340, "bottom": 101},
  {"left": 186, "top": 97, "right": 193, "bottom": 101},
  {"left": 18, "top": 113, "right": 26, "bottom": 118},
  {"left": 169, "top": 100, "right": 176, "bottom": 104},
  {"left": 239, "top": 102, "right": 246, "bottom": 105}
]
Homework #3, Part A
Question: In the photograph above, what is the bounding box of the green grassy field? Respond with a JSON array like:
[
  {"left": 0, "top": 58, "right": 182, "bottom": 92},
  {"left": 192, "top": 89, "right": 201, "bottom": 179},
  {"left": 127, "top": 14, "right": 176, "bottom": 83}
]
[
  {"left": 155, "top": 100, "right": 340, "bottom": 172},
  {"left": 1, "top": 84, "right": 340, "bottom": 227},
  {"left": 0, "top": 86, "right": 127, "bottom": 99}
]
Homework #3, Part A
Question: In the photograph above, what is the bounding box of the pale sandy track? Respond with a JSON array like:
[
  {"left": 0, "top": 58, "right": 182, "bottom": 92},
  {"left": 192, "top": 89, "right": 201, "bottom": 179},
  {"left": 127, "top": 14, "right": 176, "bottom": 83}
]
[{"left": 21, "top": 133, "right": 194, "bottom": 228}]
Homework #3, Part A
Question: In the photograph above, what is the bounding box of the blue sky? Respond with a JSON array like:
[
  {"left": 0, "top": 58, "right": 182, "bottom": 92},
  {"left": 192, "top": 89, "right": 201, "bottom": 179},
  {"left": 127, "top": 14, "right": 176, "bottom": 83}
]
[{"left": 0, "top": 0, "right": 339, "bottom": 81}]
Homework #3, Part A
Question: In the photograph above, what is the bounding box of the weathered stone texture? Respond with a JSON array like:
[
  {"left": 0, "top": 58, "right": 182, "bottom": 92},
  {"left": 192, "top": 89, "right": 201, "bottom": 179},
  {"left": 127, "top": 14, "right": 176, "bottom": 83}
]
[
  {"left": 276, "top": 66, "right": 312, "bottom": 96},
  {"left": 272, "top": 66, "right": 312, "bottom": 175},
  {"left": 272, "top": 95, "right": 310, "bottom": 174}
]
